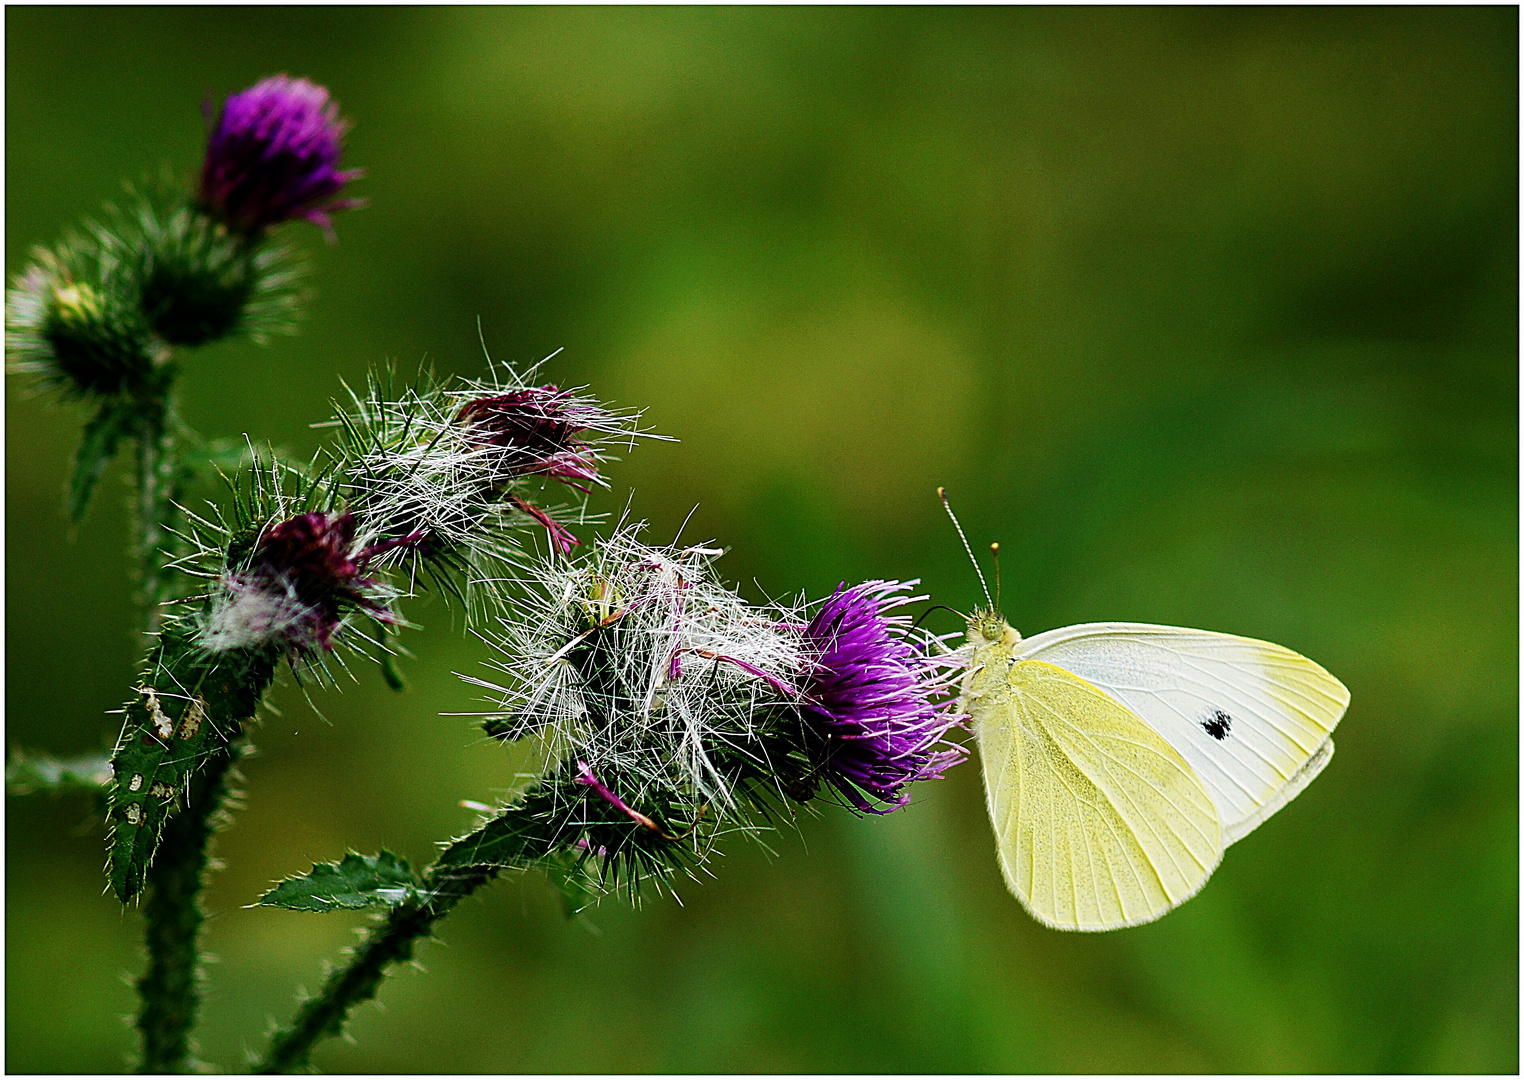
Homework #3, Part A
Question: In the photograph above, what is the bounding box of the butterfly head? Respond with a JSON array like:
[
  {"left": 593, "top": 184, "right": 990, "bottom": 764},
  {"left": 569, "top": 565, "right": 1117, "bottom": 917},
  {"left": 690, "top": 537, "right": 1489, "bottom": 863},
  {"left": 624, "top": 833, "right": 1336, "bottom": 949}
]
[{"left": 967, "top": 608, "right": 1020, "bottom": 650}]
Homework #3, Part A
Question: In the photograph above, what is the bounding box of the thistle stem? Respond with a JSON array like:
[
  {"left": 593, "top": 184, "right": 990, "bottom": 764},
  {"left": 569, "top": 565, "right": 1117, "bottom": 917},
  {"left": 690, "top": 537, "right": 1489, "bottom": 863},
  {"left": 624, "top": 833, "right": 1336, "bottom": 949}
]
[
  {"left": 135, "top": 740, "right": 245, "bottom": 1074},
  {"left": 253, "top": 863, "right": 499, "bottom": 1074},
  {"left": 133, "top": 385, "right": 178, "bottom": 637}
]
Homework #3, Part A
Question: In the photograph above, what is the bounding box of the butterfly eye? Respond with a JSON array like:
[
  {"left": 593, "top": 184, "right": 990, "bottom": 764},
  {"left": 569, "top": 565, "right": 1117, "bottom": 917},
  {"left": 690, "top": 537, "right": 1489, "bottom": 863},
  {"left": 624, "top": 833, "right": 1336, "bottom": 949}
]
[{"left": 970, "top": 612, "right": 1005, "bottom": 643}]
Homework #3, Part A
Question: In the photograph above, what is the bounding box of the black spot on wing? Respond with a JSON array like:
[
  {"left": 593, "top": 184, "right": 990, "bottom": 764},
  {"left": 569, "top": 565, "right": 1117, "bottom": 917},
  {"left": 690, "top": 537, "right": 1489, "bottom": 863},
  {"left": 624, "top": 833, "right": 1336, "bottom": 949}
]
[{"left": 1201, "top": 710, "right": 1232, "bottom": 741}]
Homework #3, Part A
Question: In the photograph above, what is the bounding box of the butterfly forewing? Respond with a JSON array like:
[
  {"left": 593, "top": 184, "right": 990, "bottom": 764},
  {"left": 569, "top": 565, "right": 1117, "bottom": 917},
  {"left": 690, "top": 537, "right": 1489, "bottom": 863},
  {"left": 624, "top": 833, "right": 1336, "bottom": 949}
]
[
  {"left": 1013, "top": 624, "right": 1349, "bottom": 845},
  {"left": 976, "top": 657, "right": 1222, "bottom": 931}
]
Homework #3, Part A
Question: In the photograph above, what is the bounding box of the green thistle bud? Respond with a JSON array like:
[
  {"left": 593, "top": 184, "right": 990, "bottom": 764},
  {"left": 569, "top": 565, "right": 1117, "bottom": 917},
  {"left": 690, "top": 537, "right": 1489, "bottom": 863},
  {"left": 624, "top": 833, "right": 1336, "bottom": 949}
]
[{"left": 7, "top": 241, "right": 162, "bottom": 399}]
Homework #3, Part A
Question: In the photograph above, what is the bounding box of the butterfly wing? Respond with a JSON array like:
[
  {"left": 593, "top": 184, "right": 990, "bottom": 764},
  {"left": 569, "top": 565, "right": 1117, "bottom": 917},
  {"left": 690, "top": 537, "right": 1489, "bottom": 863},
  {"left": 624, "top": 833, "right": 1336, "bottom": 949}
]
[
  {"left": 1013, "top": 624, "right": 1349, "bottom": 845},
  {"left": 976, "top": 658, "right": 1222, "bottom": 931}
]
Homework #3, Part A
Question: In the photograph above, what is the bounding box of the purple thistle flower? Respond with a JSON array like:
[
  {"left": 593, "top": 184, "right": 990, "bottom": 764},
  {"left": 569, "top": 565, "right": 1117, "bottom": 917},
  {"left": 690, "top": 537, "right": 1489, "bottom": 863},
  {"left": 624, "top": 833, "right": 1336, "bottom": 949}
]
[
  {"left": 199, "top": 75, "right": 365, "bottom": 238},
  {"left": 798, "top": 581, "right": 965, "bottom": 814},
  {"left": 456, "top": 386, "right": 605, "bottom": 492},
  {"left": 250, "top": 511, "right": 385, "bottom": 651},
  {"left": 205, "top": 511, "right": 416, "bottom": 654}
]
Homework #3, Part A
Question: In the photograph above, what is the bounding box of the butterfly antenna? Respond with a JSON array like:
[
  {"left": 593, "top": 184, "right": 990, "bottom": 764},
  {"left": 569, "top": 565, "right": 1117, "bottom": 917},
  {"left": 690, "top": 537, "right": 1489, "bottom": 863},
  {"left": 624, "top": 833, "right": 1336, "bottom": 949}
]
[
  {"left": 912, "top": 604, "right": 967, "bottom": 632},
  {"left": 938, "top": 487, "right": 993, "bottom": 609},
  {"left": 991, "top": 542, "right": 1002, "bottom": 612}
]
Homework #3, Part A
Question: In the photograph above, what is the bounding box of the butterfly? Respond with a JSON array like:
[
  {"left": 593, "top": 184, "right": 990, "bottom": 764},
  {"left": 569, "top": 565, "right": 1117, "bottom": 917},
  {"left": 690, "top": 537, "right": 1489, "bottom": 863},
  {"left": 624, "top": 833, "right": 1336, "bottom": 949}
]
[{"left": 939, "top": 491, "right": 1350, "bottom": 931}]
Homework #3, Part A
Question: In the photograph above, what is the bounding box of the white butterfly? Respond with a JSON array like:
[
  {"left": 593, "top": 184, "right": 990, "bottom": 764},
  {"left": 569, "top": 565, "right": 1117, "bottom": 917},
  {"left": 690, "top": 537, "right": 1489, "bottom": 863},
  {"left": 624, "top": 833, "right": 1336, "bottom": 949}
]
[
  {"left": 940, "top": 492, "right": 1349, "bottom": 931},
  {"left": 960, "top": 612, "right": 1348, "bottom": 931}
]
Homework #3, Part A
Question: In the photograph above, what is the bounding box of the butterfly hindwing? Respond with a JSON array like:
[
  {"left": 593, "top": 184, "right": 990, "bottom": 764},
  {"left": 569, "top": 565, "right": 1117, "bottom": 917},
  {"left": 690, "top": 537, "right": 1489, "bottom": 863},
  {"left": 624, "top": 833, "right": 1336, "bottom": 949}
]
[
  {"left": 973, "top": 652, "right": 1222, "bottom": 931},
  {"left": 1012, "top": 623, "right": 1349, "bottom": 845}
]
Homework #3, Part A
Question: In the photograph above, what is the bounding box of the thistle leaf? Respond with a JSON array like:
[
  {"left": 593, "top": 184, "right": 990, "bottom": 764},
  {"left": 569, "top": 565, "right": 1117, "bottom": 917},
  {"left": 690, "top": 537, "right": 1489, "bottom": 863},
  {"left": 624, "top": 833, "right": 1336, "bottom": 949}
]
[
  {"left": 69, "top": 398, "right": 137, "bottom": 522},
  {"left": 257, "top": 851, "right": 420, "bottom": 912},
  {"left": 107, "top": 628, "right": 279, "bottom": 903},
  {"left": 436, "top": 788, "right": 563, "bottom": 871}
]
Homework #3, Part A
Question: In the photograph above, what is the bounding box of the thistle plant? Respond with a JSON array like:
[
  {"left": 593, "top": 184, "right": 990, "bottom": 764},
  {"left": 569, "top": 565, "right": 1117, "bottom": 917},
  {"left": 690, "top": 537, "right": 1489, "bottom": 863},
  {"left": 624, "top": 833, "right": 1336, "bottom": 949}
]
[
  {"left": 98, "top": 354, "right": 651, "bottom": 1068},
  {"left": 9, "top": 73, "right": 973, "bottom": 1076},
  {"left": 6, "top": 74, "right": 369, "bottom": 1072}
]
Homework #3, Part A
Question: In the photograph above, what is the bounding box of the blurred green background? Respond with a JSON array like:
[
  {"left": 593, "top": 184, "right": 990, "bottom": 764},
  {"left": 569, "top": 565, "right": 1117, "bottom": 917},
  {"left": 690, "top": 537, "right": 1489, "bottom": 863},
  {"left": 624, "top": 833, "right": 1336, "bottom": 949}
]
[{"left": 6, "top": 6, "right": 1517, "bottom": 1074}]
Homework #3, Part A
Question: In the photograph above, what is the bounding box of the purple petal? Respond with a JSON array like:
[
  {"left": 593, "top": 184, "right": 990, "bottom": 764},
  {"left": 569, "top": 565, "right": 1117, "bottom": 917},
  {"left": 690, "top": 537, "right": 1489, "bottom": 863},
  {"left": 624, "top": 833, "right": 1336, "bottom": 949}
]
[
  {"left": 798, "top": 581, "right": 966, "bottom": 813},
  {"left": 199, "top": 74, "right": 362, "bottom": 235}
]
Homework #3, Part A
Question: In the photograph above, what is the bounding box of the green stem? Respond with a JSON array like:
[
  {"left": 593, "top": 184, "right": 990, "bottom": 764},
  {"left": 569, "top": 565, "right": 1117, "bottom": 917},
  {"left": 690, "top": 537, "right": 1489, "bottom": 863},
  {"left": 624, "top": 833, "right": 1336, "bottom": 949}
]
[
  {"left": 252, "top": 781, "right": 581, "bottom": 1072},
  {"left": 253, "top": 863, "right": 500, "bottom": 1074},
  {"left": 135, "top": 740, "right": 245, "bottom": 1074},
  {"left": 134, "top": 390, "right": 176, "bottom": 637}
]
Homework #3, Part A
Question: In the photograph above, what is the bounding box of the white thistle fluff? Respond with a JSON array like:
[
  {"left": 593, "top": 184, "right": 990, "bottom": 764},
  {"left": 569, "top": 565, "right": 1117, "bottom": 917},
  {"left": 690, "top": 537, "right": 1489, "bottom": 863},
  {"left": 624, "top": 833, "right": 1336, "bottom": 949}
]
[
  {"left": 199, "top": 578, "right": 311, "bottom": 652},
  {"left": 466, "top": 524, "right": 809, "bottom": 822},
  {"left": 155, "top": 358, "right": 666, "bottom": 711}
]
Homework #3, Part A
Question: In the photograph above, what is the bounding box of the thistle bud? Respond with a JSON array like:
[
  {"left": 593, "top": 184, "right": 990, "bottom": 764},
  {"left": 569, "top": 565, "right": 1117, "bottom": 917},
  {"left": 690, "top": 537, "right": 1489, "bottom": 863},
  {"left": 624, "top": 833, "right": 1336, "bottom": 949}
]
[
  {"left": 105, "top": 186, "right": 307, "bottom": 349},
  {"left": 199, "top": 75, "right": 364, "bottom": 238},
  {"left": 5, "top": 243, "right": 160, "bottom": 399},
  {"left": 331, "top": 364, "right": 661, "bottom": 594},
  {"left": 455, "top": 386, "right": 605, "bottom": 491}
]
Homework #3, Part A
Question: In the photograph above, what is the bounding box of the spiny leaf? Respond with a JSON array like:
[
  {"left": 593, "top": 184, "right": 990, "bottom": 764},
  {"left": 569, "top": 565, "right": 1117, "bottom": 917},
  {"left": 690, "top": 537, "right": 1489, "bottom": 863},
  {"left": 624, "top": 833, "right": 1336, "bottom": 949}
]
[
  {"left": 107, "top": 628, "right": 279, "bottom": 903},
  {"left": 7, "top": 749, "right": 113, "bottom": 796},
  {"left": 436, "top": 787, "right": 564, "bottom": 871},
  {"left": 69, "top": 398, "right": 137, "bottom": 522},
  {"left": 257, "top": 851, "right": 420, "bottom": 913}
]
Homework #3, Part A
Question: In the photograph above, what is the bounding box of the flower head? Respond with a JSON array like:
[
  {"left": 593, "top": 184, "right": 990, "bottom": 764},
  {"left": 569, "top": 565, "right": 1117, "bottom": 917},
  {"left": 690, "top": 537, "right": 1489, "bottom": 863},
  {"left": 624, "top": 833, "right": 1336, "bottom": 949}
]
[
  {"left": 201, "top": 510, "right": 412, "bottom": 655},
  {"left": 100, "top": 183, "right": 309, "bottom": 348},
  {"left": 796, "top": 581, "right": 965, "bottom": 813},
  {"left": 466, "top": 529, "right": 966, "bottom": 900},
  {"left": 5, "top": 239, "right": 160, "bottom": 399},
  {"left": 331, "top": 361, "right": 663, "bottom": 598},
  {"left": 199, "top": 75, "right": 364, "bottom": 237},
  {"left": 467, "top": 525, "right": 808, "bottom": 893},
  {"left": 474, "top": 525, "right": 803, "bottom": 800},
  {"left": 456, "top": 386, "right": 606, "bottom": 491}
]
